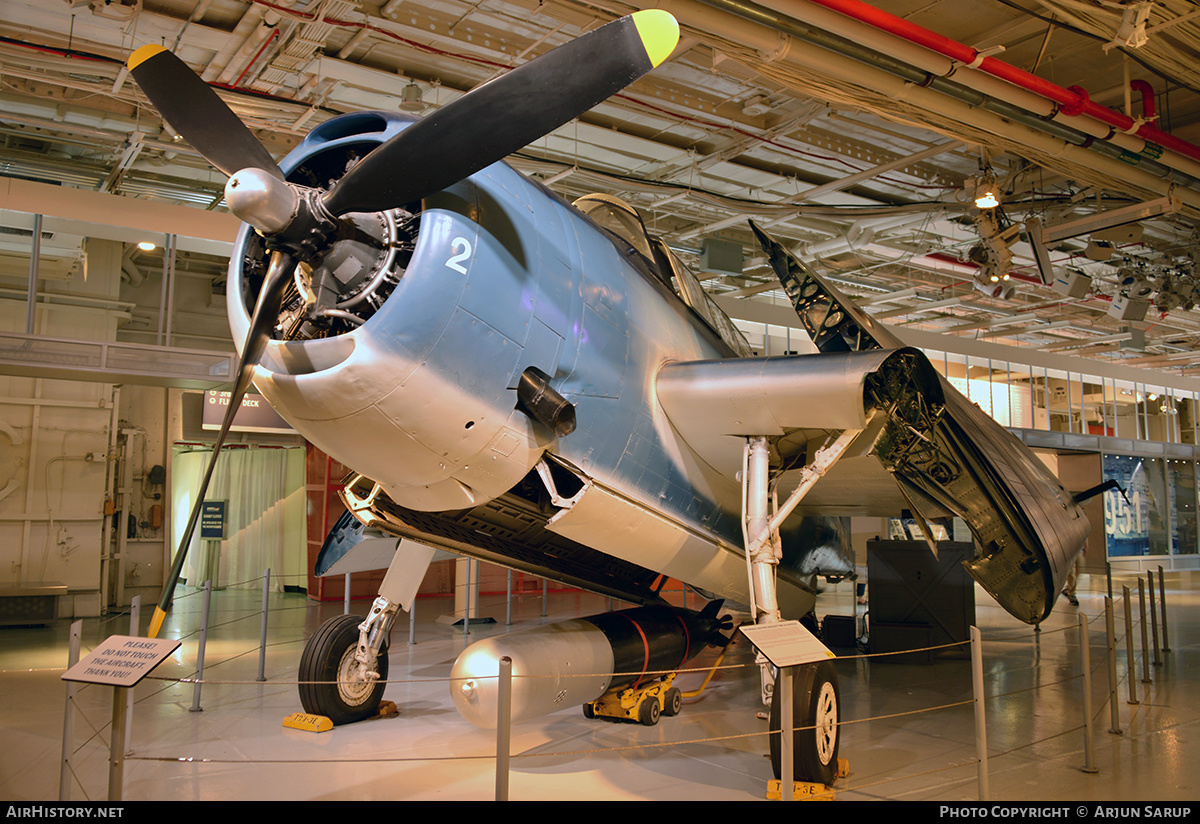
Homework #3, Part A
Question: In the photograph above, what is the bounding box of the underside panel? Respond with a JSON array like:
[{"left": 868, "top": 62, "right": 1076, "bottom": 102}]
[{"left": 339, "top": 473, "right": 667, "bottom": 606}]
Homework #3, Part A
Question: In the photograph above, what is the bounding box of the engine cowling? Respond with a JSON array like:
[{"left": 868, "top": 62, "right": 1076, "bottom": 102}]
[{"left": 226, "top": 112, "right": 552, "bottom": 511}]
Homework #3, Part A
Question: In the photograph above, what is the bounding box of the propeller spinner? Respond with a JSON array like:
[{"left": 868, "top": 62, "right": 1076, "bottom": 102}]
[{"left": 129, "top": 11, "right": 680, "bottom": 638}]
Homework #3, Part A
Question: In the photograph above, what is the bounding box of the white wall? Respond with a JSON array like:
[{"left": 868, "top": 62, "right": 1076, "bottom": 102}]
[{"left": 0, "top": 239, "right": 124, "bottom": 616}]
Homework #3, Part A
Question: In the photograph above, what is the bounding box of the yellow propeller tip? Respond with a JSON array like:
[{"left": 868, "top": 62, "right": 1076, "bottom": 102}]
[
  {"left": 128, "top": 44, "right": 166, "bottom": 71},
  {"left": 631, "top": 10, "right": 680, "bottom": 68},
  {"left": 147, "top": 607, "right": 167, "bottom": 639}
]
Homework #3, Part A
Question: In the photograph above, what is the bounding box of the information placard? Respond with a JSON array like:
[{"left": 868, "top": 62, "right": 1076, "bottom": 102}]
[
  {"left": 200, "top": 500, "right": 227, "bottom": 540},
  {"left": 739, "top": 620, "right": 835, "bottom": 668},
  {"left": 61, "top": 635, "right": 181, "bottom": 687}
]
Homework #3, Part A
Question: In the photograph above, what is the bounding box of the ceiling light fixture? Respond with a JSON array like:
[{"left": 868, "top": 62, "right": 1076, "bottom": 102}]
[
  {"left": 968, "top": 206, "right": 1019, "bottom": 297},
  {"left": 398, "top": 81, "right": 425, "bottom": 112},
  {"left": 741, "top": 93, "right": 772, "bottom": 117},
  {"left": 974, "top": 189, "right": 999, "bottom": 209},
  {"left": 969, "top": 172, "right": 1000, "bottom": 209}
]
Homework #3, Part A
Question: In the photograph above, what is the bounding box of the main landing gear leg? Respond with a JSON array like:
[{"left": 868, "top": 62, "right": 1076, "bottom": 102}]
[
  {"left": 299, "top": 596, "right": 399, "bottom": 725},
  {"left": 297, "top": 535, "right": 436, "bottom": 725},
  {"left": 741, "top": 435, "right": 848, "bottom": 790}
]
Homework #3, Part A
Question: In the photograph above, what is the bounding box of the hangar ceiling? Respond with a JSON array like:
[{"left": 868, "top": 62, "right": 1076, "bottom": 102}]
[{"left": 4, "top": 0, "right": 1200, "bottom": 372}]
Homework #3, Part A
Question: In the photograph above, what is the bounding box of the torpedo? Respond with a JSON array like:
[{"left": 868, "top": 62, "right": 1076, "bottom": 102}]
[{"left": 450, "top": 601, "right": 731, "bottom": 728}]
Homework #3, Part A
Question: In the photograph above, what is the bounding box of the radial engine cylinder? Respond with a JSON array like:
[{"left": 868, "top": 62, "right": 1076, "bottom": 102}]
[{"left": 450, "top": 603, "right": 728, "bottom": 728}]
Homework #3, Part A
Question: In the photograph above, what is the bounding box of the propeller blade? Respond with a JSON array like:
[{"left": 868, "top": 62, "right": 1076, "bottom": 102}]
[
  {"left": 127, "top": 45, "right": 283, "bottom": 179},
  {"left": 322, "top": 10, "right": 679, "bottom": 216},
  {"left": 147, "top": 252, "right": 294, "bottom": 638}
]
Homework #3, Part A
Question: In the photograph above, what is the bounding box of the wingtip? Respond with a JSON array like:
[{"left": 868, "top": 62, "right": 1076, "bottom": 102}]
[{"left": 631, "top": 10, "right": 680, "bottom": 68}]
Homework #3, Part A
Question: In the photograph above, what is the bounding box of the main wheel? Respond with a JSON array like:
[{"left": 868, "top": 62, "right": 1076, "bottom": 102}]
[
  {"left": 299, "top": 614, "right": 388, "bottom": 725},
  {"left": 769, "top": 660, "right": 840, "bottom": 786}
]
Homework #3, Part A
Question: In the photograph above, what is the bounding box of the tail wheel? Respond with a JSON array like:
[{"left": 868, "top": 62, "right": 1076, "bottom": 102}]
[
  {"left": 299, "top": 614, "right": 389, "bottom": 725},
  {"left": 769, "top": 660, "right": 840, "bottom": 786}
]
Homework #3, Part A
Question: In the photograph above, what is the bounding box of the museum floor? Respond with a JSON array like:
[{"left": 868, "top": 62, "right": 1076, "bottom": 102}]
[{"left": 1, "top": 569, "right": 1196, "bottom": 802}]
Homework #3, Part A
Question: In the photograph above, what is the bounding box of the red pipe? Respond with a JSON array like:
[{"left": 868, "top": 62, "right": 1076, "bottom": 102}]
[
  {"left": 1130, "top": 79, "right": 1156, "bottom": 120},
  {"left": 803, "top": 0, "right": 1200, "bottom": 164},
  {"left": 233, "top": 27, "right": 279, "bottom": 89}
]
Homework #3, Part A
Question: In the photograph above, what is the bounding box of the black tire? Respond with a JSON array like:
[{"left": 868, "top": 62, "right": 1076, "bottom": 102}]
[
  {"left": 582, "top": 703, "right": 595, "bottom": 719},
  {"left": 638, "top": 696, "right": 660, "bottom": 726},
  {"left": 769, "top": 660, "right": 840, "bottom": 786},
  {"left": 298, "top": 614, "right": 388, "bottom": 725},
  {"left": 662, "top": 686, "right": 683, "bottom": 717}
]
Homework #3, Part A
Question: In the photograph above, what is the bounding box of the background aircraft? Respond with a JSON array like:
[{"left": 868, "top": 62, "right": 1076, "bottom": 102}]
[{"left": 128, "top": 10, "right": 1088, "bottom": 786}]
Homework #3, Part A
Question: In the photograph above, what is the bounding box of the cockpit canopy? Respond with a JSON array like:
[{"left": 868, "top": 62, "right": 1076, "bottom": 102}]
[{"left": 573, "top": 194, "right": 752, "bottom": 357}]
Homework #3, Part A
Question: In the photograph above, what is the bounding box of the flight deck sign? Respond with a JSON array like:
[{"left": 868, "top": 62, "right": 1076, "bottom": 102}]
[
  {"left": 202, "top": 390, "right": 294, "bottom": 433},
  {"left": 61, "top": 635, "right": 180, "bottom": 687}
]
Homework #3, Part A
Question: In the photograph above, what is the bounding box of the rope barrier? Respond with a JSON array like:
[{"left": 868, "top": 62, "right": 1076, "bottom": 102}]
[{"left": 52, "top": 580, "right": 1177, "bottom": 801}]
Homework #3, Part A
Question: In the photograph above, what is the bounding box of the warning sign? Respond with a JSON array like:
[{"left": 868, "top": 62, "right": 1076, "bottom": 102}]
[{"left": 62, "top": 635, "right": 181, "bottom": 687}]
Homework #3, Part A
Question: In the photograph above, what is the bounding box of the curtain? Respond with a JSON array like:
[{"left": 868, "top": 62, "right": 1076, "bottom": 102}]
[{"left": 172, "top": 445, "right": 305, "bottom": 592}]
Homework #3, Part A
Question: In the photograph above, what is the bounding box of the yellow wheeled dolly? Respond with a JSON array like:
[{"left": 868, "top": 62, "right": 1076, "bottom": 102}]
[
  {"left": 584, "top": 673, "right": 684, "bottom": 726},
  {"left": 582, "top": 631, "right": 731, "bottom": 725}
]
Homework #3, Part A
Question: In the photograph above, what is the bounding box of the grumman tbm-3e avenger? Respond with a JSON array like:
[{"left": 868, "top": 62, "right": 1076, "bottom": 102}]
[{"left": 129, "top": 10, "right": 1090, "bottom": 786}]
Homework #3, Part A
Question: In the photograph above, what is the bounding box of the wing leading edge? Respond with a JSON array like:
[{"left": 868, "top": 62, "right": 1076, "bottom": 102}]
[{"left": 656, "top": 223, "right": 1089, "bottom": 624}]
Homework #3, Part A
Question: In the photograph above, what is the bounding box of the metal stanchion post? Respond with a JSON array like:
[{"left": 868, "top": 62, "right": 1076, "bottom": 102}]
[
  {"left": 496, "top": 656, "right": 512, "bottom": 801},
  {"left": 1158, "top": 566, "right": 1170, "bottom": 652},
  {"left": 191, "top": 579, "right": 212, "bottom": 712},
  {"left": 464, "top": 558, "right": 473, "bottom": 639},
  {"left": 129, "top": 596, "right": 141, "bottom": 633},
  {"left": 1123, "top": 586, "right": 1138, "bottom": 705},
  {"left": 971, "top": 626, "right": 989, "bottom": 800},
  {"left": 258, "top": 569, "right": 270, "bottom": 682},
  {"left": 58, "top": 620, "right": 81, "bottom": 801},
  {"left": 506, "top": 569, "right": 513, "bottom": 626},
  {"left": 409, "top": 596, "right": 417, "bottom": 646},
  {"left": 542, "top": 578, "right": 548, "bottom": 617},
  {"left": 1079, "top": 613, "right": 1098, "bottom": 773},
  {"left": 1147, "top": 572, "right": 1160, "bottom": 667},
  {"left": 1105, "top": 597, "right": 1122, "bottom": 735},
  {"left": 780, "top": 666, "right": 794, "bottom": 802},
  {"left": 108, "top": 686, "right": 128, "bottom": 802},
  {"left": 125, "top": 596, "right": 140, "bottom": 755},
  {"left": 344, "top": 572, "right": 351, "bottom": 614},
  {"left": 1138, "top": 578, "right": 1151, "bottom": 684}
]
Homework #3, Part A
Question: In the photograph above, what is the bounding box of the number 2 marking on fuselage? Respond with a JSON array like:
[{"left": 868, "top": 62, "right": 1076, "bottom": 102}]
[{"left": 446, "top": 237, "right": 472, "bottom": 273}]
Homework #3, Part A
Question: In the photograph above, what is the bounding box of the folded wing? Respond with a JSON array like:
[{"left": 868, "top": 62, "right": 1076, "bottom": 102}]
[{"left": 655, "top": 223, "right": 1089, "bottom": 624}]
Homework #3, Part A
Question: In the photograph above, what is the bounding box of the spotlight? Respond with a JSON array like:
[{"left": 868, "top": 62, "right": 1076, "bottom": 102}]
[
  {"left": 974, "top": 190, "right": 999, "bottom": 209},
  {"left": 137, "top": 241, "right": 156, "bottom": 251},
  {"left": 967, "top": 174, "right": 1001, "bottom": 209},
  {"left": 968, "top": 208, "right": 1018, "bottom": 294}
]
